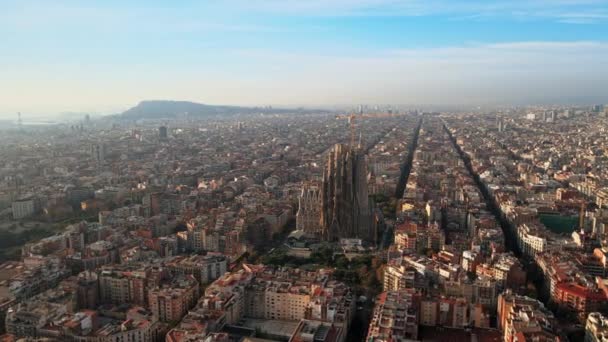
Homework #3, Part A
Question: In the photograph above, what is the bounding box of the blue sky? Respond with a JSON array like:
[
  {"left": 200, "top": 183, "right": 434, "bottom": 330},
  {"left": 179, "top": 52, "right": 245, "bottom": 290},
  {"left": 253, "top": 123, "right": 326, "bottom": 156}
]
[{"left": 1, "top": 0, "right": 608, "bottom": 116}]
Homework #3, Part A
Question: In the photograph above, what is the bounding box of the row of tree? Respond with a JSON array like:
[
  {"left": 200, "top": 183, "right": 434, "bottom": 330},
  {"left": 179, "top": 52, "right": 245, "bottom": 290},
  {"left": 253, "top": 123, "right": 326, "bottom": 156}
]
[{"left": 259, "top": 245, "right": 384, "bottom": 290}]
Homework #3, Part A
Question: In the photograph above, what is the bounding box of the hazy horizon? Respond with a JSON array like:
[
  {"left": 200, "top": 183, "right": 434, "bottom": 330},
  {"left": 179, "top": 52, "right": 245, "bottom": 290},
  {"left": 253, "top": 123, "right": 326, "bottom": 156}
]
[{"left": 1, "top": 0, "right": 608, "bottom": 118}]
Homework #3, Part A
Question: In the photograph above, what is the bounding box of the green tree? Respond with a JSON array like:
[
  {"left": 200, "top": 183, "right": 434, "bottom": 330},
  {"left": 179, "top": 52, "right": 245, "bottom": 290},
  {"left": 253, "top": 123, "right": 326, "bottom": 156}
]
[
  {"left": 335, "top": 254, "right": 349, "bottom": 269},
  {"left": 311, "top": 245, "right": 334, "bottom": 265}
]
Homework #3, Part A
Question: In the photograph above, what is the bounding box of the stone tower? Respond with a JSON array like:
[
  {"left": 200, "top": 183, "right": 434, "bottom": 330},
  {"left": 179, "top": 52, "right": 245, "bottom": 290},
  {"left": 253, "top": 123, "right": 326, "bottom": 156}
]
[
  {"left": 296, "top": 184, "right": 322, "bottom": 237},
  {"left": 321, "top": 144, "right": 372, "bottom": 242}
]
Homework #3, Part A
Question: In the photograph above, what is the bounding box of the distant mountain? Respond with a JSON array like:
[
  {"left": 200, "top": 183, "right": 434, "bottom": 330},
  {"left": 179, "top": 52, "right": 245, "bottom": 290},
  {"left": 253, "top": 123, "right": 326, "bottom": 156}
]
[{"left": 119, "top": 100, "right": 307, "bottom": 119}]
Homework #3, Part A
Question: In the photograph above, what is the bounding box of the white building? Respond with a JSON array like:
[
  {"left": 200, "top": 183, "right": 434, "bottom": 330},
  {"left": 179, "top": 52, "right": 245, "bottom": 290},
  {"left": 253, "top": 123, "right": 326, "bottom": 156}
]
[
  {"left": 12, "top": 198, "right": 37, "bottom": 219},
  {"left": 517, "top": 223, "right": 547, "bottom": 258},
  {"left": 586, "top": 312, "right": 608, "bottom": 342}
]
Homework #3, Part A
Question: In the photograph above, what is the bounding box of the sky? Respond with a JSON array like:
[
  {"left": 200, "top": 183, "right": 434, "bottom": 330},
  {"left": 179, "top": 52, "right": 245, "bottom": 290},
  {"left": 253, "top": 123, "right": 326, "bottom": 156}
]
[{"left": 1, "top": 0, "right": 608, "bottom": 117}]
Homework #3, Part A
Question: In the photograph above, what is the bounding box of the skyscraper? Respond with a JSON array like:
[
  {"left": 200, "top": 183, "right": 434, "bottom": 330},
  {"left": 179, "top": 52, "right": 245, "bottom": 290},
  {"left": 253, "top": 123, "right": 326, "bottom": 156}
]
[
  {"left": 91, "top": 143, "right": 106, "bottom": 169},
  {"left": 497, "top": 117, "right": 506, "bottom": 132},
  {"left": 321, "top": 143, "right": 372, "bottom": 242},
  {"left": 159, "top": 125, "right": 168, "bottom": 139},
  {"left": 76, "top": 271, "right": 99, "bottom": 309}
]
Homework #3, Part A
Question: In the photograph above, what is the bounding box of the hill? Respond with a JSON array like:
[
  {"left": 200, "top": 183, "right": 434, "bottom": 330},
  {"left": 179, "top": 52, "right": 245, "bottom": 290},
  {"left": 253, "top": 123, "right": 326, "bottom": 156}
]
[{"left": 120, "top": 100, "right": 303, "bottom": 119}]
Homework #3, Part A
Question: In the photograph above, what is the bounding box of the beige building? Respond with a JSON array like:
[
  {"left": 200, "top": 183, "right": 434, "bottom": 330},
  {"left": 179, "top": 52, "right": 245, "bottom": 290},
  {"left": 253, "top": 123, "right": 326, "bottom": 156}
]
[
  {"left": 12, "top": 197, "right": 37, "bottom": 219},
  {"left": 383, "top": 264, "right": 416, "bottom": 291},
  {"left": 147, "top": 275, "right": 200, "bottom": 323},
  {"left": 420, "top": 299, "right": 438, "bottom": 326},
  {"left": 265, "top": 285, "right": 311, "bottom": 321},
  {"left": 367, "top": 291, "right": 419, "bottom": 341},
  {"left": 99, "top": 266, "right": 149, "bottom": 306},
  {"left": 586, "top": 312, "right": 608, "bottom": 342},
  {"left": 165, "top": 254, "right": 228, "bottom": 289},
  {"left": 202, "top": 265, "right": 353, "bottom": 328}
]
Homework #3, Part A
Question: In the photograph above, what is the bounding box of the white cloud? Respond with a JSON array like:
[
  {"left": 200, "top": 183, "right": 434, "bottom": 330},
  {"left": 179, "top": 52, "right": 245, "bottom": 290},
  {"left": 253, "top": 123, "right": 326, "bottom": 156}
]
[
  {"left": 213, "top": 41, "right": 608, "bottom": 106},
  {"left": 226, "top": 0, "right": 608, "bottom": 23},
  {"left": 0, "top": 1, "right": 255, "bottom": 33},
  {"left": 2, "top": 40, "right": 606, "bottom": 115},
  {"left": 4, "top": 0, "right": 608, "bottom": 27},
  {"left": 485, "top": 40, "right": 604, "bottom": 49}
]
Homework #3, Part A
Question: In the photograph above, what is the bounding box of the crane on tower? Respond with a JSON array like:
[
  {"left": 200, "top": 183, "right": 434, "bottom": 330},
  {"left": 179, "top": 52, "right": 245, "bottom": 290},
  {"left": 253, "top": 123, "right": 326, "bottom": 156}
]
[{"left": 335, "top": 110, "right": 399, "bottom": 148}]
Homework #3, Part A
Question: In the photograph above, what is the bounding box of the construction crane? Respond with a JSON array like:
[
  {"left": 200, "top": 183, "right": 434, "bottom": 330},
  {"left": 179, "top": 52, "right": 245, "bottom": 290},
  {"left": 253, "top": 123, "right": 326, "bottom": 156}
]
[{"left": 335, "top": 111, "right": 398, "bottom": 148}]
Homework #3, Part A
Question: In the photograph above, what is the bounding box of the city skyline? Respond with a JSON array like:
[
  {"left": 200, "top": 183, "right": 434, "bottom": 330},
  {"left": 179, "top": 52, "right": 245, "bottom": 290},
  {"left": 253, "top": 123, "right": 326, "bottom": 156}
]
[
  {"left": 1, "top": 0, "right": 608, "bottom": 117},
  {"left": 4, "top": 2, "right": 608, "bottom": 340}
]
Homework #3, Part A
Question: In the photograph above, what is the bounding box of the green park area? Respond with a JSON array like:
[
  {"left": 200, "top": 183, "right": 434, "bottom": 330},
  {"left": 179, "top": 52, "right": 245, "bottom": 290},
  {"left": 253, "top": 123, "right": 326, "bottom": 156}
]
[
  {"left": 0, "top": 214, "right": 96, "bottom": 262},
  {"left": 539, "top": 214, "right": 579, "bottom": 234},
  {"left": 258, "top": 245, "right": 383, "bottom": 291}
]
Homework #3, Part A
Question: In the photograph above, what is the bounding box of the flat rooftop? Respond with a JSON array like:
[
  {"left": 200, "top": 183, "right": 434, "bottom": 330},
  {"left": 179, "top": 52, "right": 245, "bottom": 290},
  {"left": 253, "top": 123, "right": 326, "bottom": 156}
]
[{"left": 241, "top": 319, "right": 300, "bottom": 339}]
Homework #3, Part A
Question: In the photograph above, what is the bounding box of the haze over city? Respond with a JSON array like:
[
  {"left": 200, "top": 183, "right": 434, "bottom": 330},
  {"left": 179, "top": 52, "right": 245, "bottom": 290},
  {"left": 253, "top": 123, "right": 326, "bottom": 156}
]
[
  {"left": 3, "top": 2, "right": 608, "bottom": 342},
  {"left": 1, "top": 0, "right": 608, "bottom": 117}
]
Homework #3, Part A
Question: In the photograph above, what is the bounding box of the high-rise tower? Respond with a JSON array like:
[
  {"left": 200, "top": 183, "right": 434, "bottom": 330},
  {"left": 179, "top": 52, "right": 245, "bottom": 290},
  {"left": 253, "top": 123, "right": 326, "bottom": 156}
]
[
  {"left": 321, "top": 143, "right": 372, "bottom": 242},
  {"left": 91, "top": 143, "right": 106, "bottom": 168},
  {"left": 159, "top": 126, "right": 168, "bottom": 140}
]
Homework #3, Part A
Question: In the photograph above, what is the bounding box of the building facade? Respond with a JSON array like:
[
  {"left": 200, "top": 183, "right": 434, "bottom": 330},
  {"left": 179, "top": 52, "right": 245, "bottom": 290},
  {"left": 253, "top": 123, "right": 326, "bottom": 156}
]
[
  {"left": 296, "top": 184, "right": 322, "bottom": 236},
  {"left": 321, "top": 144, "right": 372, "bottom": 242}
]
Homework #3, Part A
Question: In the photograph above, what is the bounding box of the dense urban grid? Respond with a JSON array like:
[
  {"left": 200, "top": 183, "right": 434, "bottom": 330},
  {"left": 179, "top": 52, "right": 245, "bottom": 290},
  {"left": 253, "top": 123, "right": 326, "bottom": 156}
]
[{"left": 0, "top": 105, "right": 608, "bottom": 342}]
